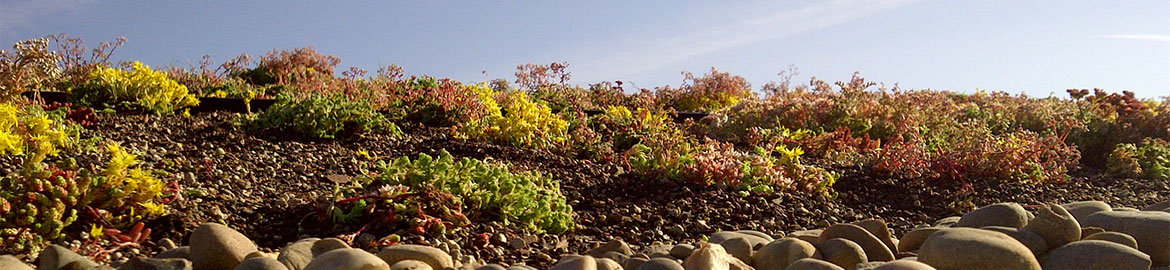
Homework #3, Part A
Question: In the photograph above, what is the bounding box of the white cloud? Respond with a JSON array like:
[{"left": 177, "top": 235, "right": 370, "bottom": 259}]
[
  {"left": 572, "top": 0, "right": 919, "bottom": 82},
  {"left": 0, "top": 0, "right": 97, "bottom": 34},
  {"left": 1099, "top": 34, "right": 1170, "bottom": 42}
]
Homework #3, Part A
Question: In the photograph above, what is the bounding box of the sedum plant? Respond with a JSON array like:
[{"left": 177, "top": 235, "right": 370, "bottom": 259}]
[
  {"left": 460, "top": 84, "right": 569, "bottom": 149},
  {"left": 71, "top": 61, "right": 199, "bottom": 115},
  {"left": 241, "top": 93, "right": 396, "bottom": 139},
  {"left": 1107, "top": 138, "right": 1170, "bottom": 180},
  {"left": 330, "top": 150, "right": 573, "bottom": 234},
  {"left": 1, "top": 101, "right": 167, "bottom": 256}
]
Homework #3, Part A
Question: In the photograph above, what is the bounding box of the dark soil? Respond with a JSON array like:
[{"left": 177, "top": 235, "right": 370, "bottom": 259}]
[{"left": 29, "top": 111, "right": 1170, "bottom": 267}]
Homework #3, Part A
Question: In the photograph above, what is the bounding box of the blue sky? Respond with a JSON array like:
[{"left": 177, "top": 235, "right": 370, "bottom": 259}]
[{"left": 2, "top": 0, "right": 1168, "bottom": 98}]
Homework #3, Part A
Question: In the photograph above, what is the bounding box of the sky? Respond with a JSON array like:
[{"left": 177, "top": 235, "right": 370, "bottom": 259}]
[{"left": 2, "top": 0, "right": 1168, "bottom": 98}]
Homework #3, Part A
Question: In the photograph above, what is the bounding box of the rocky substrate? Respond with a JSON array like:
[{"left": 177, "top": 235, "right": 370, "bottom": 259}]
[
  {"left": 6, "top": 199, "right": 1170, "bottom": 270},
  {"left": 7, "top": 112, "right": 1170, "bottom": 269}
]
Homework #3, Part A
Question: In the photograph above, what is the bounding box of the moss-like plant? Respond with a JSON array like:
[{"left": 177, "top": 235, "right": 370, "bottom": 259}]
[
  {"left": 1108, "top": 138, "right": 1170, "bottom": 180},
  {"left": 241, "top": 93, "right": 396, "bottom": 139},
  {"left": 330, "top": 150, "right": 573, "bottom": 234}
]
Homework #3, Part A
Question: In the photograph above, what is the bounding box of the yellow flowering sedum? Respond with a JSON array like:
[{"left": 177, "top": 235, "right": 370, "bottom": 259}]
[
  {"left": 101, "top": 142, "right": 166, "bottom": 211},
  {"left": 84, "top": 61, "right": 199, "bottom": 114},
  {"left": 461, "top": 83, "right": 569, "bottom": 148},
  {"left": 0, "top": 102, "right": 79, "bottom": 165}
]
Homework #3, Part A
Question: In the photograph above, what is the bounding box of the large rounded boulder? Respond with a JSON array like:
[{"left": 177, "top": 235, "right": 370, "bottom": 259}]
[{"left": 917, "top": 228, "right": 1041, "bottom": 270}]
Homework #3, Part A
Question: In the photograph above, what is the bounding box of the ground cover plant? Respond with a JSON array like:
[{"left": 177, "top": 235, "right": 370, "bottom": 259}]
[
  {"left": 327, "top": 150, "right": 573, "bottom": 237},
  {"left": 1, "top": 34, "right": 1169, "bottom": 265}
]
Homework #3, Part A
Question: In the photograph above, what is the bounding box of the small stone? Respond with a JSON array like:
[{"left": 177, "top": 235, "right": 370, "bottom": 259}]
[
  {"left": 814, "top": 238, "right": 868, "bottom": 270},
  {"left": 122, "top": 256, "right": 193, "bottom": 270},
  {"left": 734, "top": 230, "right": 776, "bottom": 243},
  {"left": 624, "top": 257, "right": 650, "bottom": 270},
  {"left": 1061, "top": 201, "right": 1112, "bottom": 223},
  {"left": 393, "top": 260, "right": 435, "bottom": 270},
  {"left": 377, "top": 244, "right": 455, "bottom": 270},
  {"left": 596, "top": 258, "right": 622, "bottom": 270},
  {"left": 39, "top": 244, "right": 96, "bottom": 270},
  {"left": 955, "top": 203, "right": 1030, "bottom": 228},
  {"left": 235, "top": 256, "right": 287, "bottom": 270},
  {"left": 896, "top": 227, "right": 942, "bottom": 253},
  {"left": 1083, "top": 210, "right": 1170, "bottom": 266},
  {"left": 597, "top": 252, "right": 629, "bottom": 264},
  {"left": 917, "top": 228, "right": 1041, "bottom": 270},
  {"left": 1041, "top": 240, "right": 1150, "bottom": 270},
  {"left": 277, "top": 238, "right": 318, "bottom": 270},
  {"left": 310, "top": 238, "right": 350, "bottom": 257},
  {"left": 721, "top": 238, "right": 754, "bottom": 265},
  {"left": 789, "top": 230, "right": 823, "bottom": 245},
  {"left": 159, "top": 238, "right": 179, "bottom": 250},
  {"left": 1142, "top": 200, "right": 1170, "bottom": 211},
  {"left": 667, "top": 225, "right": 686, "bottom": 236},
  {"left": 587, "top": 239, "right": 633, "bottom": 257},
  {"left": 550, "top": 255, "right": 596, "bottom": 270},
  {"left": 1022, "top": 203, "right": 1081, "bottom": 249},
  {"left": 1081, "top": 227, "right": 1106, "bottom": 239},
  {"left": 710, "top": 232, "right": 770, "bottom": 248},
  {"left": 509, "top": 238, "right": 527, "bottom": 250},
  {"left": 784, "top": 258, "right": 844, "bottom": 270},
  {"left": 1083, "top": 231, "right": 1140, "bottom": 250},
  {"left": 305, "top": 249, "right": 389, "bottom": 270},
  {"left": 752, "top": 238, "right": 816, "bottom": 270},
  {"left": 476, "top": 264, "right": 507, "bottom": 270},
  {"left": 190, "top": 223, "right": 259, "bottom": 270},
  {"left": 636, "top": 258, "right": 684, "bottom": 270},
  {"left": 819, "top": 224, "right": 896, "bottom": 262},
  {"left": 932, "top": 217, "right": 961, "bottom": 227},
  {"left": 853, "top": 219, "right": 897, "bottom": 256},
  {"left": 670, "top": 244, "right": 696, "bottom": 260},
  {"left": 155, "top": 247, "right": 191, "bottom": 260},
  {"left": 0, "top": 255, "right": 32, "bottom": 270},
  {"left": 871, "top": 260, "right": 936, "bottom": 270},
  {"left": 682, "top": 242, "right": 751, "bottom": 270},
  {"left": 980, "top": 226, "right": 1049, "bottom": 258}
]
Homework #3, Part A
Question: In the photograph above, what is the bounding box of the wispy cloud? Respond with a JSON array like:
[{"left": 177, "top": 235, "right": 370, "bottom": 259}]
[
  {"left": 0, "top": 0, "right": 97, "bottom": 34},
  {"left": 1098, "top": 34, "right": 1170, "bottom": 42},
  {"left": 573, "top": 0, "right": 919, "bottom": 82}
]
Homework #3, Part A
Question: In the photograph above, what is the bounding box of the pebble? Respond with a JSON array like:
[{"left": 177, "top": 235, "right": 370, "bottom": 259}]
[
  {"left": 0, "top": 255, "right": 32, "bottom": 270},
  {"left": 277, "top": 238, "right": 318, "bottom": 270},
  {"left": 752, "top": 238, "right": 816, "bottom": 270},
  {"left": 235, "top": 256, "right": 287, "bottom": 270},
  {"left": 1042, "top": 240, "right": 1150, "bottom": 270},
  {"left": 870, "top": 260, "right": 936, "bottom": 270},
  {"left": 670, "top": 244, "right": 696, "bottom": 260},
  {"left": 586, "top": 239, "right": 633, "bottom": 257},
  {"left": 122, "top": 256, "right": 193, "bottom": 270},
  {"left": 784, "top": 258, "right": 844, "bottom": 270},
  {"left": 814, "top": 238, "right": 868, "bottom": 270},
  {"left": 896, "top": 227, "right": 941, "bottom": 253},
  {"left": 955, "top": 203, "right": 1030, "bottom": 228},
  {"left": 819, "top": 223, "right": 896, "bottom": 262},
  {"left": 549, "top": 255, "right": 596, "bottom": 270},
  {"left": 1082, "top": 210, "right": 1170, "bottom": 266},
  {"left": 377, "top": 244, "right": 455, "bottom": 270},
  {"left": 38, "top": 244, "right": 96, "bottom": 270},
  {"left": 310, "top": 238, "right": 350, "bottom": 257},
  {"left": 190, "top": 222, "right": 259, "bottom": 270},
  {"left": 917, "top": 228, "right": 1041, "bottom": 270},
  {"left": 636, "top": 257, "right": 684, "bottom": 270},
  {"left": 305, "top": 249, "right": 389, "bottom": 270},
  {"left": 392, "top": 260, "right": 435, "bottom": 270},
  {"left": 1022, "top": 203, "right": 1081, "bottom": 249},
  {"left": 1083, "top": 231, "right": 1140, "bottom": 250},
  {"left": 1061, "top": 200, "right": 1112, "bottom": 223}
]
